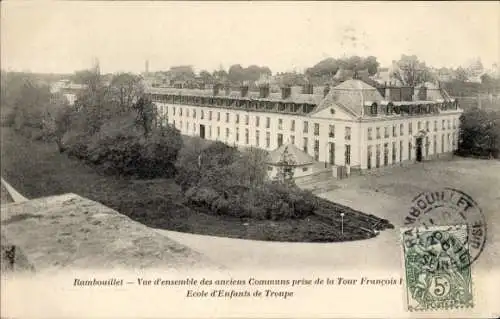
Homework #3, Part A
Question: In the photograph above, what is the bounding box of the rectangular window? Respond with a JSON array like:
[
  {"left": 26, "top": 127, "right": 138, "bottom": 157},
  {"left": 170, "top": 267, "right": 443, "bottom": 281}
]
[
  {"left": 376, "top": 127, "right": 381, "bottom": 139},
  {"left": 329, "top": 142, "right": 335, "bottom": 165},
  {"left": 173, "top": 107, "right": 176, "bottom": 116},
  {"left": 236, "top": 128, "right": 239, "bottom": 142},
  {"left": 392, "top": 142, "right": 396, "bottom": 162},
  {"left": 217, "top": 126, "right": 220, "bottom": 138},
  {"left": 345, "top": 144, "right": 351, "bottom": 165},
  {"left": 193, "top": 122, "right": 196, "bottom": 133},
  {"left": 256, "top": 116, "right": 260, "bottom": 127},
  {"left": 278, "top": 133, "right": 283, "bottom": 147},
  {"left": 384, "top": 127, "right": 389, "bottom": 138},
  {"left": 345, "top": 127, "right": 351, "bottom": 140},
  {"left": 201, "top": 110, "right": 204, "bottom": 120},
  {"left": 193, "top": 109, "right": 196, "bottom": 119},
  {"left": 291, "top": 120, "right": 295, "bottom": 132},
  {"left": 236, "top": 114, "right": 239, "bottom": 124},
  {"left": 314, "top": 123, "right": 320, "bottom": 136},
  {"left": 442, "top": 120, "right": 445, "bottom": 130},
  {"left": 278, "top": 119, "right": 283, "bottom": 130},
  {"left": 400, "top": 123, "right": 404, "bottom": 136},
  {"left": 303, "top": 137, "right": 308, "bottom": 153},
  {"left": 208, "top": 126, "right": 212, "bottom": 138},
  {"left": 314, "top": 140, "right": 320, "bottom": 161},
  {"left": 209, "top": 111, "right": 212, "bottom": 120},
  {"left": 425, "top": 121, "right": 429, "bottom": 131},
  {"left": 376, "top": 145, "right": 381, "bottom": 168},
  {"left": 433, "top": 135, "right": 437, "bottom": 154},
  {"left": 368, "top": 127, "right": 373, "bottom": 140},
  {"left": 180, "top": 108, "right": 183, "bottom": 116},
  {"left": 383, "top": 143, "right": 389, "bottom": 166},
  {"left": 266, "top": 132, "right": 270, "bottom": 148},
  {"left": 290, "top": 135, "right": 295, "bottom": 145},
  {"left": 256, "top": 130, "right": 260, "bottom": 146},
  {"left": 226, "top": 128, "right": 230, "bottom": 140},
  {"left": 217, "top": 112, "right": 220, "bottom": 122},
  {"left": 367, "top": 145, "right": 372, "bottom": 169},
  {"left": 441, "top": 134, "right": 445, "bottom": 153},
  {"left": 453, "top": 119, "right": 457, "bottom": 129},
  {"left": 417, "top": 121, "right": 421, "bottom": 131},
  {"left": 434, "top": 120, "right": 438, "bottom": 132},
  {"left": 399, "top": 140, "right": 403, "bottom": 162},
  {"left": 408, "top": 142, "right": 412, "bottom": 159},
  {"left": 303, "top": 121, "right": 309, "bottom": 133},
  {"left": 409, "top": 123, "right": 413, "bottom": 135},
  {"left": 186, "top": 121, "right": 189, "bottom": 130},
  {"left": 448, "top": 119, "right": 451, "bottom": 130},
  {"left": 266, "top": 117, "right": 270, "bottom": 129},
  {"left": 245, "top": 115, "right": 249, "bottom": 125},
  {"left": 245, "top": 128, "right": 249, "bottom": 144},
  {"left": 329, "top": 125, "right": 335, "bottom": 138},
  {"left": 226, "top": 113, "right": 229, "bottom": 123},
  {"left": 393, "top": 125, "right": 397, "bottom": 137}
]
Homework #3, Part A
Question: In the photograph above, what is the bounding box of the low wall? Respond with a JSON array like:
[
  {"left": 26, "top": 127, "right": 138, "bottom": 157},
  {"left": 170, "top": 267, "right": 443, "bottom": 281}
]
[{"left": 1, "top": 192, "right": 220, "bottom": 273}]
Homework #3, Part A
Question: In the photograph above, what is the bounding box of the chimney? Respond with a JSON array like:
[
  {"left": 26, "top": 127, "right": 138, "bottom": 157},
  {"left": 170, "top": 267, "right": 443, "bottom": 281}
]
[
  {"left": 281, "top": 86, "right": 292, "bottom": 99},
  {"left": 240, "top": 85, "right": 249, "bottom": 97},
  {"left": 259, "top": 84, "right": 270, "bottom": 99},
  {"left": 323, "top": 84, "right": 331, "bottom": 97}
]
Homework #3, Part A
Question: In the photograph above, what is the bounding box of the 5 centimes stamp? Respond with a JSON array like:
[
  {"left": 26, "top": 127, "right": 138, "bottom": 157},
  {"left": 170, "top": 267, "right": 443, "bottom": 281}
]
[
  {"left": 403, "top": 188, "right": 487, "bottom": 269},
  {"left": 401, "top": 225, "right": 474, "bottom": 311}
]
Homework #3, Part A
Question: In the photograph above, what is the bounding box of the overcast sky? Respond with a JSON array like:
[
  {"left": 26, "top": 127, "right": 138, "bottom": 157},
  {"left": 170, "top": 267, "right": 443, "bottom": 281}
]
[{"left": 1, "top": 1, "right": 498, "bottom": 74}]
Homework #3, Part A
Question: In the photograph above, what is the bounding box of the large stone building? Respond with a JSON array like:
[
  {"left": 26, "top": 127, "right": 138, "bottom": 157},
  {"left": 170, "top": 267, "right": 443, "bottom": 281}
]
[{"left": 148, "top": 79, "right": 462, "bottom": 178}]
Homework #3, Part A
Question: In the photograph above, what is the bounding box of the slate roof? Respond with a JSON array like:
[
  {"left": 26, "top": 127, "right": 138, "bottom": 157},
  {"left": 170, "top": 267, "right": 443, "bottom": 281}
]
[
  {"left": 148, "top": 87, "right": 325, "bottom": 105},
  {"left": 324, "top": 79, "right": 385, "bottom": 116},
  {"left": 267, "top": 143, "right": 315, "bottom": 166}
]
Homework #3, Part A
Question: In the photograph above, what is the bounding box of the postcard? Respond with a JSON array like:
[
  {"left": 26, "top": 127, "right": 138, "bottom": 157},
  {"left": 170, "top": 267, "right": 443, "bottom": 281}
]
[{"left": 1, "top": 1, "right": 499, "bottom": 318}]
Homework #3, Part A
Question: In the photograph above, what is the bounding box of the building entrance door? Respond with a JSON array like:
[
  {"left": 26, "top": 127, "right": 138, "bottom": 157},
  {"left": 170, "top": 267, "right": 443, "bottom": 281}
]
[
  {"left": 416, "top": 137, "right": 423, "bottom": 162},
  {"left": 199, "top": 124, "right": 206, "bottom": 139}
]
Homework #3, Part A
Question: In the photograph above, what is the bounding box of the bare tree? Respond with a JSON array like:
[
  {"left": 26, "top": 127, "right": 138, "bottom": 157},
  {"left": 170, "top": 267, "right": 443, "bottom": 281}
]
[{"left": 391, "top": 55, "right": 435, "bottom": 86}]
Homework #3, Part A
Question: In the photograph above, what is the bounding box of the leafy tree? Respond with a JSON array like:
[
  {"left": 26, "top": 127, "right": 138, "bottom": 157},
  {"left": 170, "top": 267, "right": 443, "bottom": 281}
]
[
  {"left": 458, "top": 108, "right": 500, "bottom": 158},
  {"left": 199, "top": 70, "right": 214, "bottom": 84},
  {"left": 133, "top": 96, "right": 157, "bottom": 136},
  {"left": 274, "top": 147, "right": 296, "bottom": 185},
  {"left": 41, "top": 94, "right": 73, "bottom": 152},
  {"left": 455, "top": 67, "right": 469, "bottom": 82},
  {"left": 391, "top": 55, "right": 435, "bottom": 86}
]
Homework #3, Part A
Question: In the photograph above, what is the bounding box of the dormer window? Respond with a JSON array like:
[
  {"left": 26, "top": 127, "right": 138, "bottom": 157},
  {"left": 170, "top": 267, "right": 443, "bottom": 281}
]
[{"left": 371, "top": 103, "right": 378, "bottom": 116}]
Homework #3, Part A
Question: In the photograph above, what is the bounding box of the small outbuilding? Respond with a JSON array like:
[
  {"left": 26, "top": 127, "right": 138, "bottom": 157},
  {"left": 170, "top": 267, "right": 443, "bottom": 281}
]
[{"left": 266, "top": 143, "right": 315, "bottom": 180}]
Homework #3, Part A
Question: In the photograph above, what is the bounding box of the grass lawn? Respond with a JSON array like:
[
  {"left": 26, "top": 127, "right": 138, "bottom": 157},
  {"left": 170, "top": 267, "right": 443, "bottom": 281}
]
[{"left": 1, "top": 127, "right": 391, "bottom": 242}]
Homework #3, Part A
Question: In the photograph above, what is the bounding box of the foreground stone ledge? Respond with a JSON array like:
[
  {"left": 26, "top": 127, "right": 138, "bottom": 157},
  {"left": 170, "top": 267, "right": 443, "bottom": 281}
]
[{"left": 1, "top": 193, "right": 220, "bottom": 272}]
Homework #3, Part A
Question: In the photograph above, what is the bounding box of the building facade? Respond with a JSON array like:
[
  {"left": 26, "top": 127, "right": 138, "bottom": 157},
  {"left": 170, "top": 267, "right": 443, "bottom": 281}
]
[{"left": 148, "top": 79, "right": 462, "bottom": 177}]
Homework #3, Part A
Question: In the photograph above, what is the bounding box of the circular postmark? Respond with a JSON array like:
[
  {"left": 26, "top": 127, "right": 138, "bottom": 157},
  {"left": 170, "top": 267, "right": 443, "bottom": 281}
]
[{"left": 403, "top": 188, "right": 487, "bottom": 269}]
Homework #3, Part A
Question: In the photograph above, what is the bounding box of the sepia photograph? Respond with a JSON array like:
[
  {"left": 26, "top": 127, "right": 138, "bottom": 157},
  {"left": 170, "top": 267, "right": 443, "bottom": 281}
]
[{"left": 1, "top": 1, "right": 499, "bottom": 318}]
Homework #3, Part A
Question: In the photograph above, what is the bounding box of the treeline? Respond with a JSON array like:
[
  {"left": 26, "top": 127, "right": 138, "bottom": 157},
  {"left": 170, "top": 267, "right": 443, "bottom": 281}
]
[
  {"left": 2, "top": 69, "right": 183, "bottom": 178},
  {"left": 457, "top": 108, "right": 500, "bottom": 159}
]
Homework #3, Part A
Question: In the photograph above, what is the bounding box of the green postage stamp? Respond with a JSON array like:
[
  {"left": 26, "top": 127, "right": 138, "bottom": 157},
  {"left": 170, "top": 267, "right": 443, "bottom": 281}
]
[{"left": 401, "top": 225, "right": 474, "bottom": 311}]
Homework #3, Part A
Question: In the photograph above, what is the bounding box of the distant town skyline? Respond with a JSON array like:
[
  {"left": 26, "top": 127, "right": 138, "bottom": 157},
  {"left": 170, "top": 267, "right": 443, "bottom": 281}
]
[{"left": 1, "top": 1, "right": 498, "bottom": 74}]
